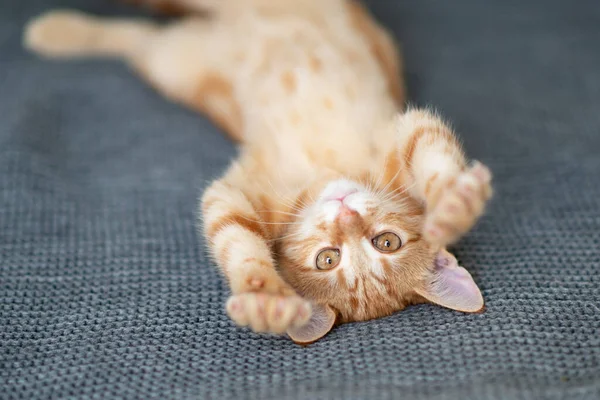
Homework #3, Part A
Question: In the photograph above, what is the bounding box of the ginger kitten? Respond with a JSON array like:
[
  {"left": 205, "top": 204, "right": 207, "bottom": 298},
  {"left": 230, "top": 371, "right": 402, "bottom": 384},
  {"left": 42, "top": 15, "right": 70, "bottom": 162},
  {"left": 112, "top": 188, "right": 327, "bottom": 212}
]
[{"left": 24, "top": 0, "right": 493, "bottom": 344}]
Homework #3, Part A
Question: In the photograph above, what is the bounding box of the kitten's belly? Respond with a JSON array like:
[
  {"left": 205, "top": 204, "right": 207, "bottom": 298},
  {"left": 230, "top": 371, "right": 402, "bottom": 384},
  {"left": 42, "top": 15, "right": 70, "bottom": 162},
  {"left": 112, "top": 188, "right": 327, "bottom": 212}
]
[{"left": 229, "top": 14, "right": 397, "bottom": 145}]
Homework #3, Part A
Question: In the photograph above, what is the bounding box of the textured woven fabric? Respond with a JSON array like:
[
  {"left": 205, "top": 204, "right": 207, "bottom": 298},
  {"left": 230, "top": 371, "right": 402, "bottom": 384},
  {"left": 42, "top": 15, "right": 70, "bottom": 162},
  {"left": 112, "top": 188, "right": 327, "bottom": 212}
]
[{"left": 2, "top": 0, "right": 600, "bottom": 399}]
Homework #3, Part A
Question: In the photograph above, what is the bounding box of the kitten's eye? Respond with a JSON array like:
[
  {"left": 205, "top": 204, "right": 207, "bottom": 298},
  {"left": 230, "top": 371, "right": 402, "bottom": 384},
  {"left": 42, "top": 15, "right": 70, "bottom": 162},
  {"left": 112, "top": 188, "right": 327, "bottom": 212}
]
[
  {"left": 316, "top": 248, "right": 341, "bottom": 270},
  {"left": 372, "top": 232, "right": 402, "bottom": 253}
]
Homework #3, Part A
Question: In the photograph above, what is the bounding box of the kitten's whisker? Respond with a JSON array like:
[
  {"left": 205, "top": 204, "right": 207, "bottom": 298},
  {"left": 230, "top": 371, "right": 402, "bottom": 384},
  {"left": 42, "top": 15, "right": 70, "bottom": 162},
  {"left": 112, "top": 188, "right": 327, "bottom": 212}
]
[
  {"left": 382, "top": 183, "right": 412, "bottom": 198},
  {"left": 377, "top": 168, "right": 400, "bottom": 196},
  {"left": 275, "top": 171, "right": 308, "bottom": 211},
  {"left": 377, "top": 167, "right": 403, "bottom": 198},
  {"left": 257, "top": 210, "right": 302, "bottom": 218},
  {"left": 380, "top": 188, "right": 417, "bottom": 207},
  {"left": 238, "top": 215, "right": 302, "bottom": 225},
  {"left": 304, "top": 175, "right": 320, "bottom": 204},
  {"left": 271, "top": 171, "right": 314, "bottom": 214},
  {"left": 380, "top": 198, "right": 409, "bottom": 208},
  {"left": 265, "top": 178, "right": 306, "bottom": 213},
  {"left": 369, "top": 154, "right": 393, "bottom": 197},
  {"left": 306, "top": 192, "right": 316, "bottom": 207},
  {"left": 260, "top": 221, "right": 303, "bottom": 225},
  {"left": 274, "top": 199, "right": 304, "bottom": 214},
  {"left": 379, "top": 183, "right": 412, "bottom": 201},
  {"left": 381, "top": 190, "right": 407, "bottom": 201},
  {"left": 373, "top": 156, "right": 388, "bottom": 192},
  {"left": 381, "top": 182, "right": 416, "bottom": 203},
  {"left": 268, "top": 231, "right": 304, "bottom": 242},
  {"left": 381, "top": 198, "right": 410, "bottom": 208},
  {"left": 292, "top": 195, "right": 310, "bottom": 212},
  {"left": 266, "top": 177, "right": 293, "bottom": 205},
  {"left": 360, "top": 172, "right": 372, "bottom": 193}
]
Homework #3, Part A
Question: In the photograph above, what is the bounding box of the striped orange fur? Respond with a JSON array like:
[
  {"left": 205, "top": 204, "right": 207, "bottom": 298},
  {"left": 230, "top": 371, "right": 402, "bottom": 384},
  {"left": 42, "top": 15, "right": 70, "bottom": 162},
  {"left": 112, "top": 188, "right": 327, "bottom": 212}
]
[{"left": 24, "top": 0, "right": 493, "bottom": 343}]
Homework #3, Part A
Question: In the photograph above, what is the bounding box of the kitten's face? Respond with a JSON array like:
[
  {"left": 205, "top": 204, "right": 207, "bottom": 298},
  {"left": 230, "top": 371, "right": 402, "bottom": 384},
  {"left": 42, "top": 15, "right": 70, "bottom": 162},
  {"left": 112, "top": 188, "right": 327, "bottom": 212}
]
[{"left": 277, "top": 178, "right": 436, "bottom": 325}]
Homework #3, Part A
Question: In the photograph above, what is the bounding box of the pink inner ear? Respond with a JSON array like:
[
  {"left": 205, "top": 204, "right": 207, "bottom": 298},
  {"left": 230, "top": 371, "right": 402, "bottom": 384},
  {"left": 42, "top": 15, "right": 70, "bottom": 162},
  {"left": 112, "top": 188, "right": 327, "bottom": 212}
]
[
  {"left": 415, "top": 250, "right": 484, "bottom": 313},
  {"left": 287, "top": 303, "right": 336, "bottom": 344}
]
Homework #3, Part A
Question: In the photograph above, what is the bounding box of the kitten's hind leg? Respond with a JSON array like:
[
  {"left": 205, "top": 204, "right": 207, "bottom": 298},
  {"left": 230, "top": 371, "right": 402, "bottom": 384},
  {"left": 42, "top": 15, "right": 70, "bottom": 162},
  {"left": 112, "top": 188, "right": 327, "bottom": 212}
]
[
  {"left": 24, "top": 11, "right": 245, "bottom": 140},
  {"left": 128, "top": 18, "right": 245, "bottom": 141}
]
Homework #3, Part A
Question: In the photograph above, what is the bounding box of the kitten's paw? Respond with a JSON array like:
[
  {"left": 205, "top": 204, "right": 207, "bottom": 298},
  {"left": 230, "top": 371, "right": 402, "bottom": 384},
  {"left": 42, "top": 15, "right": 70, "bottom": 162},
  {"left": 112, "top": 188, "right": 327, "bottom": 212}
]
[
  {"left": 424, "top": 161, "right": 492, "bottom": 245},
  {"left": 226, "top": 293, "right": 312, "bottom": 334}
]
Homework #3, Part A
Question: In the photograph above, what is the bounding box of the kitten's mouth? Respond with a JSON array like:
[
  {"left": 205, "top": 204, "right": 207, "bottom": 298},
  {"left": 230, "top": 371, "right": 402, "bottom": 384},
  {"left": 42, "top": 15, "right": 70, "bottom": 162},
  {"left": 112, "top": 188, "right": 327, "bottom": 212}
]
[{"left": 324, "top": 189, "right": 358, "bottom": 203}]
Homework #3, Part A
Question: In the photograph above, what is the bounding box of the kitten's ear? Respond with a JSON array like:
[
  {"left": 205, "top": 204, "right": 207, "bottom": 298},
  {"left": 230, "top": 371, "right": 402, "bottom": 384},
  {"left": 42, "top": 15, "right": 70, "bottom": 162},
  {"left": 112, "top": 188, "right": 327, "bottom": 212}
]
[
  {"left": 287, "top": 303, "right": 336, "bottom": 345},
  {"left": 415, "top": 250, "right": 484, "bottom": 313}
]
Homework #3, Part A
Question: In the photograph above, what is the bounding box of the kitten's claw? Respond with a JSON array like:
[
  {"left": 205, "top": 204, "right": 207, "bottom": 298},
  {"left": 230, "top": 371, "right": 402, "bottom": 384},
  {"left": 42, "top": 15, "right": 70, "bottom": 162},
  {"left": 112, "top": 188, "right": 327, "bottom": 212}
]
[
  {"left": 424, "top": 161, "right": 492, "bottom": 246},
  {"left": 226, "top": 293, "right": 311, "bottom": 334}
]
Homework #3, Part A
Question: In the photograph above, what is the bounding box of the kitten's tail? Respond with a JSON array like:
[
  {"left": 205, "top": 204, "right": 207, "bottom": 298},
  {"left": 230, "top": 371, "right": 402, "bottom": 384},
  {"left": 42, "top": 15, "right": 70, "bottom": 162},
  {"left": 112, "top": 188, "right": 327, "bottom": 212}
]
[{"left": 23, "top": 10, "right": 158, "bottom": 60}]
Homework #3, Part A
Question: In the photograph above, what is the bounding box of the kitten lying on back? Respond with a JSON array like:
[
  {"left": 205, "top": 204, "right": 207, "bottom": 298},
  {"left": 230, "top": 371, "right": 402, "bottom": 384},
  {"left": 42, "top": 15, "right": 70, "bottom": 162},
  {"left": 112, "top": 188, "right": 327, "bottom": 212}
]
[{"left": 24, "top": 0, "right": 492, "bottom": 344}]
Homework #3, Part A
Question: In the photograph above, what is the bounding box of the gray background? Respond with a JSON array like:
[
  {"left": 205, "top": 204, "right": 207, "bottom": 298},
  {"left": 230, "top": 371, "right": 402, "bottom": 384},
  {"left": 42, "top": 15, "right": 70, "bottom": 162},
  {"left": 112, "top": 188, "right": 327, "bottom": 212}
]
[{"left": 1, "top": 0, "right": 599, "bottom": 399}]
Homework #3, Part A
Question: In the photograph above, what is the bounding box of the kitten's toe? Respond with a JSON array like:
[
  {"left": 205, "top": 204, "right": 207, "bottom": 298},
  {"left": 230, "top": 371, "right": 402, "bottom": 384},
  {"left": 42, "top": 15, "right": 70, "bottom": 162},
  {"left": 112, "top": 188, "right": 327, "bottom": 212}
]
[
  {"left": 266, "top": 297, "right": 311, "bottom": 333},
  {"left": 289, "top": 298, "right": 312, "bottom": 328},
  {"left": 226, "top": 295, "right": 250, "bottom": 326},
  {"left": 424, "top": 162, "right": 493, "bottom": 246},
  {"left": 423, "top": 196, "right": 468, "bottom": 244},
  {"left": 265, "top": 297, "right": 293, "bottom": 333},
  {"left": 467, "top": 161, "right": 493, "bottom": 200},
  {"left": 226, "top": 292, "right": 270, "bottom": 332},
  {"left": 456, "top": 172, "right": 480, "bottom": 198},
  {"left": 246, "top": 293, "right": 270, "bottom": 332},
  {"left": 471, "top": 161, "right": 492, "bottom": 185},
  {"left": 226, "top": 293, "right": 311, "bottom": 334},
  {"left": 423, "top": 218, "right": 460, "bottom": 245},
  {"left": 456, "top": 175, "right": 487, "bottom": 214}
]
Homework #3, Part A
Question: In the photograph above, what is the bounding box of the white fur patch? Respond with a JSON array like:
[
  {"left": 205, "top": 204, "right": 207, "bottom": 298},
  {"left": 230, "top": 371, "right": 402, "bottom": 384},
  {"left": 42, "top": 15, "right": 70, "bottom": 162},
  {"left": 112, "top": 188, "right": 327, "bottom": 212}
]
[
  {"left": 299, "top": 220, "right": 315, "bottom": 239},
  {"left": 370, "top": 259, "right": 385, "bottom": 280},
  {"left": 322, "top": 201, "right": 341, "bottom": 223},
  {"left": 360, "top": 238, "right": 392, "bottom": 294},
  {"left": 361, "top": 238, "right": 384, "bottom": 279},
  {"left": 340, "top": 244, "right": 357, "bottom": 288},
  {"left": 345, "top": 193, "right": 369, "bottom": 216}
]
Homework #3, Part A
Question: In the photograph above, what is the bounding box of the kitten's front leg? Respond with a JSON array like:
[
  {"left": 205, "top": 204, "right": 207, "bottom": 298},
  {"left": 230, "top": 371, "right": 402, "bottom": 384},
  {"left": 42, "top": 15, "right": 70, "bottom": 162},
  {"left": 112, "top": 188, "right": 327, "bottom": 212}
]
[
  {"left": 397, "top": 109, "right": 493, "bottom": 246},
  {"left": 201, "top": 180, "right": 311, "bottom": 334}
]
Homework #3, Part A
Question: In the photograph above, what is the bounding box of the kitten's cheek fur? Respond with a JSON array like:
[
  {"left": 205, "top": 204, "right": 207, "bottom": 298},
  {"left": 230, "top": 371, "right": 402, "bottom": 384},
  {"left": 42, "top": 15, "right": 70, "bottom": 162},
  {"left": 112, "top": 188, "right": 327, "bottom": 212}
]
[{"left": 287, "top": 303, "right": 336, "bottom": 345}]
